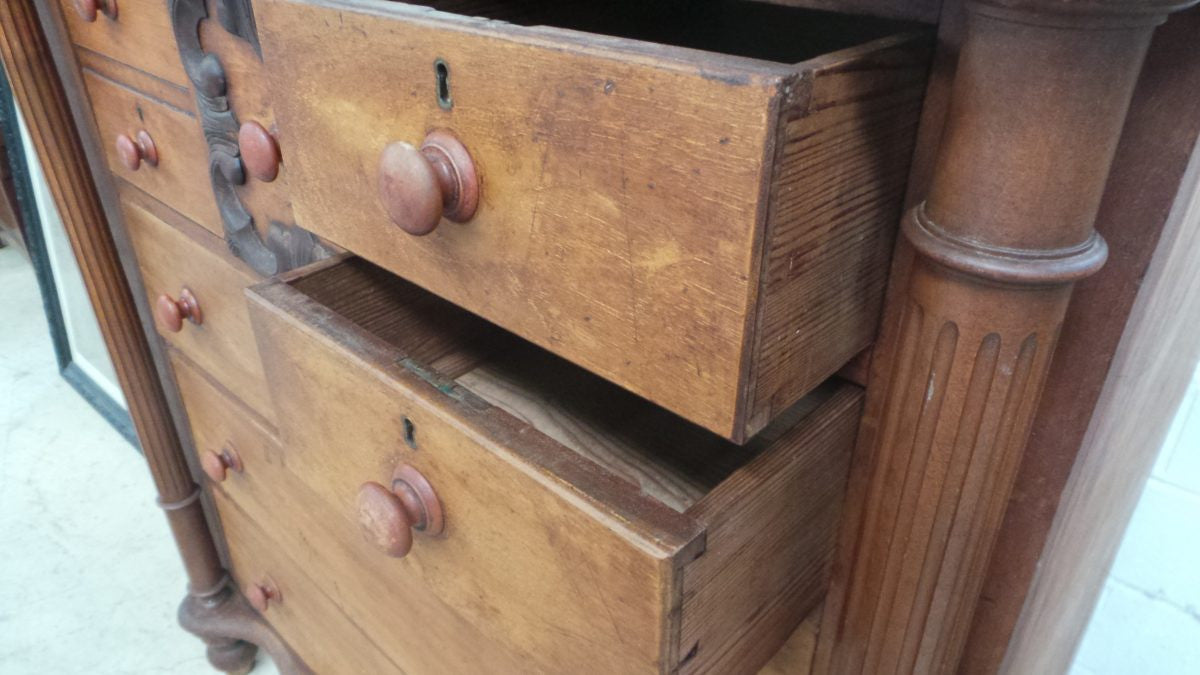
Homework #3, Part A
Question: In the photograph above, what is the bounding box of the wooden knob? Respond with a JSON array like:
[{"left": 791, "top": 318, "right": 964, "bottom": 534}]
[
  {"left": 377, "top": 129, "right": 478, "bottom": 236},
  {"left": 115, "top": 129, "right": 156, "bottom": 171},
  {"left": 200, "top": 445, "right": 243, "bottom": 483},
  {"left": 154, "top": 287, "right": 202, "bottom": 333},
  {"left": 75, "top": 0, "right": 117, "bottom": 21},
  {"left": 245, "top": 578, "right": 279, "bottom": 613},
  {"left": 238, "top": 121, "right": 280, "bottom": 182},
  {"left": 357, "top": 464, "right": 443, "bottom": 558}
]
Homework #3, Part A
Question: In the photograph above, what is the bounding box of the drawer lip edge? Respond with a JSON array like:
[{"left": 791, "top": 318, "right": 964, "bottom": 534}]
[{"left": 281, "top": 0, "right": 800, "bottom": 81}]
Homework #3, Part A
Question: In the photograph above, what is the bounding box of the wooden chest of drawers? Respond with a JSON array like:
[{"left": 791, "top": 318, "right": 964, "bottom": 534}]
[
  {"left": 25, "top": 0, "right": 932, "bottom": 672},
  {"left": 13, "top": 0, "right": 1196, "bottom": 671}
]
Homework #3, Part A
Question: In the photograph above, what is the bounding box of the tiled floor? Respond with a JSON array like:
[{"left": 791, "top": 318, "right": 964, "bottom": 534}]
[
  {"left": 0, "top": 245, "right": 276, "bottom": 674},
  {"left": 1073, "top": 365, "right": 1200, "bottom": 675}
]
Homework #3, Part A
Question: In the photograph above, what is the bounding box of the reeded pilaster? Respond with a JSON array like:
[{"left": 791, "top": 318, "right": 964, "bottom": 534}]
[{"left": 815, "top": 0, "right": 1197, "bottom": 671}]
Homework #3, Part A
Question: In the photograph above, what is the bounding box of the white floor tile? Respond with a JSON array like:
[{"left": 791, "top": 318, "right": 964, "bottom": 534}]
[
  {"left": 1076, "top": 580, "right": 1200, "bottom": 675},
  {"left": 1109, "top": 480, "right": 1200, "bottom": 614},
  {"left": 0, "top": 246, "right": 277, "bottom": 674}
]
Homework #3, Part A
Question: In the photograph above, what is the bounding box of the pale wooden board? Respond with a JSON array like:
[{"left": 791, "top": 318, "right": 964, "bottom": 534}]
[
  {"left": 681, "top": 386, "right": 861, "bottom": 674},
  {"left": 76, "top": 47, "right": 194, "bottom": 113},
  {"left": 212, "top": 490, "right": 406, "bottom": 674}
]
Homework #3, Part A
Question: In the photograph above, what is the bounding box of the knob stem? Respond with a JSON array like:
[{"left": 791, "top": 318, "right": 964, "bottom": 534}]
[
  {"left": 201, "top": 445, "right": 243, "bottom": 483},
  {"left": 75, "top": 0, "right": 117, "bottom": 21}
]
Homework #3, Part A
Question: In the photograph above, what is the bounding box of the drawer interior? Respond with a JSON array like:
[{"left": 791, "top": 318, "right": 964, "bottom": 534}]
[
  {"left": 289, "top": 256, "right": 834, "bottom": 511},
  {"left": 401, "top": 0, "right": 917, "bottom": 65}
]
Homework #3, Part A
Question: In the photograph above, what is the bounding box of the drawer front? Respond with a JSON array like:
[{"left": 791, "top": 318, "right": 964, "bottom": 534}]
[
  {"left": 257, "top": 0, "right": 785, "bottom": 438},
  {"left": 175, "top": 333, "right": 605, "bottom": 673},
  {"left": 255, "top": 0, "right": 929, "bottom": 442},
  {"left": 246, "top": 262, "right": 704, "bottom": 673},
  {"left": 170, "top": 352, "right": 398, "bottom": 672},
  {"left": 120, "top": 186, "right": 272, "bottom": 416},
  {"left": 243, "top": 256, "right": 865, "bottom": 673},
  {"left": 57, "top": 0, "right": 188, "bottom": 87},
  {"left": 212, "top": 490, "right": 400, "bottom": 674},
  {"left": 84, "top": 70, "right": 223, "bottom": 238}
]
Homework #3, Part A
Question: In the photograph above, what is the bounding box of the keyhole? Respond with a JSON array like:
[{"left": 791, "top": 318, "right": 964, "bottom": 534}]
[
  {"left": 434, "top": 59, "right": 452, "bottom": 110},
  {"left": 403, "top": 417, "right": 417, "bottom": 449}
]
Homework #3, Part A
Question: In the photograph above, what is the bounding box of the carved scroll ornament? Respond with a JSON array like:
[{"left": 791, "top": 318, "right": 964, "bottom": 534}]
[{"left": 169, "top": 0, "right": 327, "bottom": 276}]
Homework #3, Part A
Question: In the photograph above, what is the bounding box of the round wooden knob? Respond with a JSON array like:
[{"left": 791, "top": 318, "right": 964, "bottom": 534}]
[
  {"left": 238, "top": 121, "right": 280, "bottom": 183},
  {"left": 377, "top": 129, "right": 478, "bottom": 236},
  {"left": 357, "top": 464, "right": 443, "bottom": 558},
  {"left": 75, "top": 0, "right": 117, "bottom": 21},
  {"left": 115, "top": 129, "right": 157, "bottom": 171},
  {"left": 200, "top": 445, "right": 243, "bottom": 483},
  {"left": 245, "top": 579, "right": 279, "bottom": 613},
  {"left": 154, "top": 287, "right": 202, "bottom": 333}
]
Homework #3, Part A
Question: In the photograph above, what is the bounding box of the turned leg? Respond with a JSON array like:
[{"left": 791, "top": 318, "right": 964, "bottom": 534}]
[{"left": 0, "top": 2, "right": 305, "bottom": 672}]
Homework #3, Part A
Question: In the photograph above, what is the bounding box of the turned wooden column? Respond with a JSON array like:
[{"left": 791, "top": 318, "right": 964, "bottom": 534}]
[
  {"left": 0, "top": 2, "right": 307, "bottom": 672},
  {"left": 815, "top": 0, "right": 1197, "bottom": 672},
  {"left": 0, "top": 0, "right": 226, "bottom": 596}
]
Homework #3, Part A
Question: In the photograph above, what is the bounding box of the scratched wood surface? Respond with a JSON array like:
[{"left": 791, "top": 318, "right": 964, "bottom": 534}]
[
  {"left": 256, "top": 0, "right": 928, "bottom": 441},
  {"left": 241, "top": 255, "right": 857, "bottom": 673}
]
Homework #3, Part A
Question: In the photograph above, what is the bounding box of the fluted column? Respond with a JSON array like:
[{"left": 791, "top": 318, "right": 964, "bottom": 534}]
[{"left": 815, "top": 0, "right": 1198, "bottom": 672}]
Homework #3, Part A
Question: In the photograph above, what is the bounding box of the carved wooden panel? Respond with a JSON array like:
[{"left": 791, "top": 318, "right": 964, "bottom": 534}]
[{"left": 168, "top": 0, "right": 325, "bottom": 276}]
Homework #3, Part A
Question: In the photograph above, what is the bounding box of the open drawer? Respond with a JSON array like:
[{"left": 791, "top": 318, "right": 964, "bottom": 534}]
[
  {"left": 246, "top": 255, "right": 863, "bottom": 673},
  {"left": 254, "top": 0, "right": 929, "bottom": 442}
]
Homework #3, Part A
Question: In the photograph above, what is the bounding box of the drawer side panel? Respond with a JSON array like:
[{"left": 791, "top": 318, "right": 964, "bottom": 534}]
[
  {"left": 680, "top": 385, "right": 864, "bottom": 674},
  {"left": 745, "top": 35, "right": 930, "bottom": 439}
]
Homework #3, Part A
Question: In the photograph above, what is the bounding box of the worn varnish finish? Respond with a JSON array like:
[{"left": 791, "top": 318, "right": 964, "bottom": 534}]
[
  {"left": 81, "top": 68, "right": 224, "bottom": 236},
  {"left": 169, "top": 0, "right": 328, "bottom": 277},
  {"left": 170, "top": 350, "right": 387, "bottom": 672},
  {"left": 244, "top": 256, "right": 861, "bottom": 673},
  {"left": 256, "top": 0, "right": 929, "bottom": 441},
  {"left": 118, "top": 183, "right": 274, "bottom": 417},
  {"left": 815, "top": 0, "right": 1199, "bottom": 672},
  {"left": 56, "top": 0, "right": 188, "bottom": 86},
  {"left": 746, "top": 36, "right": 926, "bottom": 434}
]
